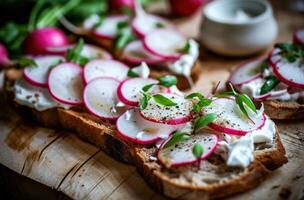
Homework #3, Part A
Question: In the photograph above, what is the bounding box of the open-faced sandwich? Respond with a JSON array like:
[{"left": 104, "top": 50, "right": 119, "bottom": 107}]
[
  {"left": 4, "top": 40, "right": 287, "bottom": 199},
  {"left": 229, "top": 41, "right": 304, "bottom": 120},
  {"left": 59, "top": 1, "right": 201, "bottom": 90}
]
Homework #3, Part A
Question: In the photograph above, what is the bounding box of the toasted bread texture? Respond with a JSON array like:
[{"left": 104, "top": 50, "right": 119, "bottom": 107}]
[
  {"left": 10, "top": 101, "right": 287, "bottom": 199},
  {"left": 262, "top": 100, "right": 304, "bottom": 120}
]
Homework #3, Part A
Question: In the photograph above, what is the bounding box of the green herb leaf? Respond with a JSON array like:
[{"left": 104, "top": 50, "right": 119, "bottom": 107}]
[
  {"left": 260, "top": 61, "right": 268, "bottom": 73},
  {"left": 157, "top": 75, "right": 177, "bottom": 87},
  {"left": 93, "top": 16, "right": 104, "bottom": 29},
  {"left": 181, "top": 41, "right": 190, "bottom": 53},
  {"left": 142, "top": 83, "right": 155, "bottom": 92},
  {"left": 19, "top": 58, "right": 38, "bottom": 68},
  {"left": 194, "top": 113, "right": 217, "bottom": 130},
  {"left": 238, "top": 94, "right": 257, "bottom": 113},
  {"left": 155, "top": 22, "right": 165, "bottom": 28},
  {"left": 127, "top": 69, "right": 140, "bottom": 77},
  {"left": 66, "top": 38, "right": 90, "bottom": 66},
  {"left": 153, "top": 94, "right": 177, "bottom": 106},
  {"left": 192, "top": 144, "right": 203, "bottom": 159},
  {"left": 117, "top": 20, "right": 129, "bottom": 30},
  {"left": 236, "top": 95, "right": 250, "bottom": 119},
  {"left": 163, "top": 132, "right": 191, "bottom": 149},
  {"left": 260, "top": 75, "right": 280, "bottom": 95},
  {"left": 139, "top": 93, "right": 151, "bottom": 110},
  {"left": 215, "top": 91, "right": 236, "bottom": 98},
  {"left": 115, "top": 28, "right": 136, "bottom": 50},
  {"left": 186, "top": 93, "right": 205, "bottom": 100}
]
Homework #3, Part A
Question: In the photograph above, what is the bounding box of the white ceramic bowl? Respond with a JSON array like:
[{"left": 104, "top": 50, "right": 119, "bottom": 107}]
[{"left": 200, "top": 0, "right": 278, "bottom": 56}]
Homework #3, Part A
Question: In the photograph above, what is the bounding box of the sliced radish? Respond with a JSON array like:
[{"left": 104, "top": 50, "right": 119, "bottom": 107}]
[
  {"left": 201, "top": 98, "right": 266, "bottom": 136},
  {"left": 270, "top": 48, "right": 304, "bottom": 88},
  {"left": 117, "top": 78, "right": 159, "bottom": 106},
  {"left": 83, "top": 77, "right": 123, "bottom": 120},
  {"left": 122, "top": 40, "right": 164, "bottom": 65},
  {"left": 132, "top": 13, "right": 174, "bottom": 38},
  {"left": 92, "top": 15, "right": 129, "bottom": 40},
  {"left": 229, "top": 59, "right": 264, "bottom": 86},
  {"left": 83, "top": 59, "right": 129, "bottom": 83},
  {"left": 293, "top": 29, "right": 304, "bottom": 45},
  {"left": 48, "top": 62, "right": 84, "bottom": 105},
  {"left": 254, "top": 88, "right": 288, "bottom": 101},
  {"left": 140, "top": 93, "right": 192, "bottom": 125},
  {"left": 45, "top": 44, "right": 113, "bottom": 59},
  {"left": 24, "top": 56, "right": 65, "bottom": 87},
  {"left": 157, "top": 131, "right": 218, "bottom": 168},
  {"left": 143, "top": 29, "right": 187, "bottom": 60},
  {"left": 116, "top": 109, "right": 180, "bottom": 144}
]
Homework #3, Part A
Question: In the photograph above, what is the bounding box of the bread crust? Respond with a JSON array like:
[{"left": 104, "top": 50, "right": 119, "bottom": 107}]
[
  {"left": 12, "top": 102, "right": 287, "bottom": 199},
  {"left": 262, "top": 100, "right": 304, "bottom": 120}
]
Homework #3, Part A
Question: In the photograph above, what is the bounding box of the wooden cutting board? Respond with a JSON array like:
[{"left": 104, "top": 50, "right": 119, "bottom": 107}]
[{"left": 0, "top": 3, "right": 304, "bottom": 200}]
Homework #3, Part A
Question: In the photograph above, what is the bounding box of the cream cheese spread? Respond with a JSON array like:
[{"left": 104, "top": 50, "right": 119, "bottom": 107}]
[
  {"left": 168, "top": 39, "right": 199, "bottom": 87},
  {"left": 14, "top": 79, "right": 71, "bottom": 111},
  {"left": 132, "top": 62, "right": 150, "bottom": 78},
  {"left": 217, "top": 117, "right": 276, "bottom": 168}
]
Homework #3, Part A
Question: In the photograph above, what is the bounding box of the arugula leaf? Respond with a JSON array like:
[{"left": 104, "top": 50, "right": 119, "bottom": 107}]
[
  {"left": 194, "top": 113, "right": 217, "bottom": 130},
  {"left": 186, "top": 92, "right": 212, "bottom": 113},
  {"left": 192, "top": 144, "right": 203, "bottom": 159},
  {"left": 163, "top": 132, "right": 190, "bottom": 149},
  {"left": 142, "top": 83, "right": 155, "bottom": 93},
  {"left": 274, "top": 43, "right": 304, "bottom": 63},
  {"left": 19, "top": 58, "right": 38, "bottom": 68},
  {"left": 157, "top": 75, "right": 177, "bottom": 87},
  {"left": 260, "top": 75, "right": 280, "bottom": 95},
  {"left": 139, "top": 92, "right": 151, "bottom": 110},
  {"left": 153, "top": 94, "right": 177, "bottom": 106},
  {"left": 127, "top": 69, "right": 140, "bottom": 77}
]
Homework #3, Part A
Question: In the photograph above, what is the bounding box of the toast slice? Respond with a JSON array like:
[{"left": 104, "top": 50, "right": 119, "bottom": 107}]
[
  {"left": 9, "top": 99, "right": 287, "bottom": 199},
  {"left": 4, "top": 71, "right": 287, "bottom": 199}
]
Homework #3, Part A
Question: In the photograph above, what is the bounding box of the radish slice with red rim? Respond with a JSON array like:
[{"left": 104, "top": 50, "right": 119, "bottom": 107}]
[
  {"left": 132, "top": 13, "right": 174, "bottom": 38},
  {"left": 48, "top": 62, "right": 84, "bottom": 105},
  {"left": 92, "top": 15, "right": 129, "bottom": 40},
  {"left": 254, "top": 88, "right": 288, "bottom": 101},
  {"left": 293, "top": 29, "right": 304, "bottom": 45},
  {"left": 117, "top": 78, "right": 159, "bottom": 106},
  {"left": 270, "top": 48, "right": 304, "bottom": 88},
  {"left": 140, "top": 93, "right": 192, "bottom": 125},
  {"left": 122, "top": 40, "right": 164, "bottom": 65},
  {"left": 83, "top": 59, "right": 129, "bottom": 83},
  {"left": 84, "top": 77, "right": 123, "bottom": 120},
  {"left": 143, "top": 29, "right": 187, "bottom": 60},
  {"left": 24, "top": 56, "right": 65, "bottom": 87},
  {"left": 157, "top": 131, "right": 218, "bottom": 168},
  {"left": 229, "top": 59, "right": 264, "bottom": 86},
  {"left": 45, "top": 44, "right": 113, "bottom": 60},
  {"left": 116, "top": 109, "right": 181, "bottom": 144},
  {"left": 201, "top": 98, "right": 266, "bottom": 136}
]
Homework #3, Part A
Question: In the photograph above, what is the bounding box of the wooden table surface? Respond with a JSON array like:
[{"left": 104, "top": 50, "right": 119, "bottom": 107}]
[{"left": 0, "top": 3, "right": 304, "bottom": 200}]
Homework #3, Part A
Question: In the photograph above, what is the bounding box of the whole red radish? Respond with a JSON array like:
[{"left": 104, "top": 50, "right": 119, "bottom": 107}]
[
  {"left": 169, "top": 0, "right": 205, "bottom": 17},
  {"left": 110, "top": 0, "right": 134, "bottom": 11},
  {"left": 0, "top": 43, "right": 9, "bottom": 66},
  {"left": 23, "top": 27, "right": 69, "bottom": 55},
  {"left": 293, "top": 28, "right": 304, "bottom": 45}
]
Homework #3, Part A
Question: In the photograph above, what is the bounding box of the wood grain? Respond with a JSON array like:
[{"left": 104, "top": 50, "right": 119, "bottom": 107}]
[{"left": 0, "top": 3, "right": 304, "bottom": 200}]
